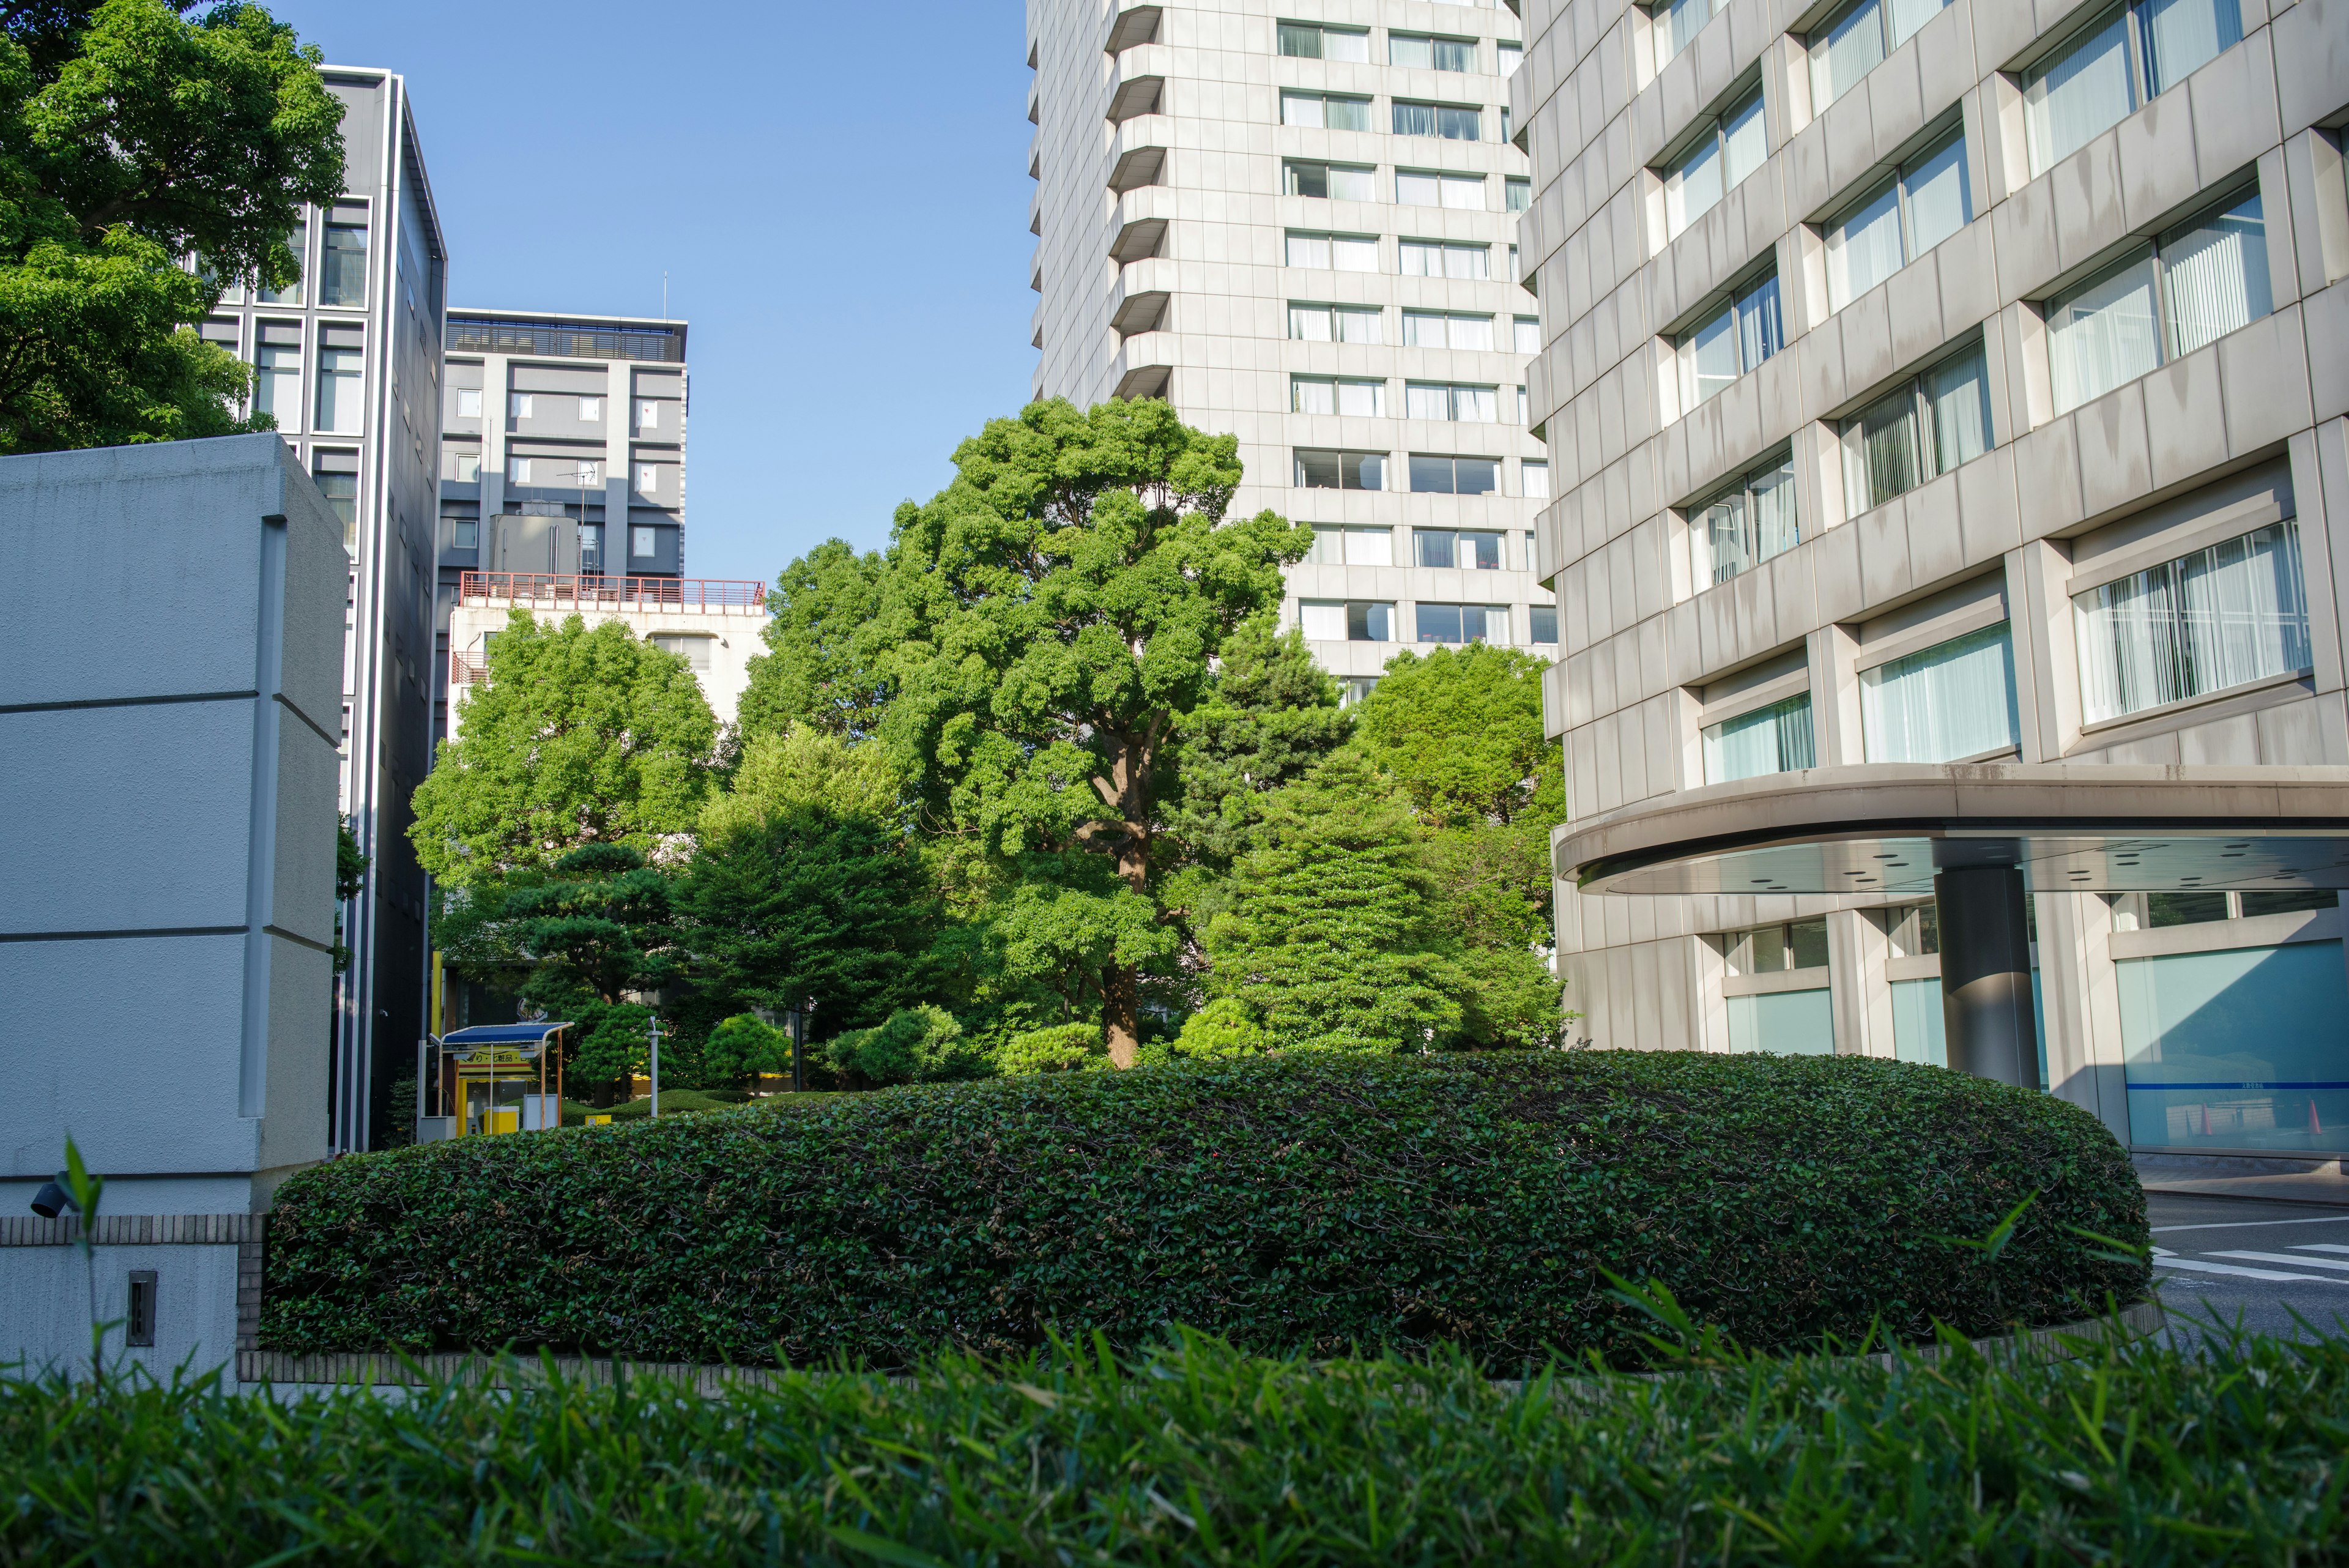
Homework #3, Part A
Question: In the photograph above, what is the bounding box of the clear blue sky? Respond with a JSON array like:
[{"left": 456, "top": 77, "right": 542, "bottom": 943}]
[{"left": 266, "top": 0, "right": 1038, "bottom": 587}]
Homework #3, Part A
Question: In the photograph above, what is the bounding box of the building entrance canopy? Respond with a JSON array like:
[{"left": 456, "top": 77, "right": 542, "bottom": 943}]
[{"left": 1557, "top": 766, "right": 2349, "bottom": 898}]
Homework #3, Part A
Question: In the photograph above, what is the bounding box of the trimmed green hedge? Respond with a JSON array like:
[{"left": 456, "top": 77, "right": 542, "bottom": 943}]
[{"left": 263, "top": 1052, "right": 2147, "bottom": 1368}]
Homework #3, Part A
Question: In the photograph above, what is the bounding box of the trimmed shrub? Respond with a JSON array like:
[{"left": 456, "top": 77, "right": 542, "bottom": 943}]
[
  {"left": 990, "top": 1022, "right": 1106, "bottom": 1075},
  {"left": 262, "top": 1052, "right": 2148, "bottom": 1369}
]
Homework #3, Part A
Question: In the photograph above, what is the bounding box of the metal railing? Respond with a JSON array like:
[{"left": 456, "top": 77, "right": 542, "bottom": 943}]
[
  {"left": 458, "top": 572, "right": 765, "bottom": 613},
  {"left": 450, "top": 652, "right": 490, "bottom": 686}
]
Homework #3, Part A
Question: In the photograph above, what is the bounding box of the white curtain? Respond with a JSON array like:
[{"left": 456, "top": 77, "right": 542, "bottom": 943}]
[
  {"left": 1336, "top": 306, "right": 1379, "bottom": 343},
  {"left": 1336, "top": 379, "right": 1382, "bottom": 417},
  {"left": 1332, "top": 236, "right": 1378, "bottom": 272},
  {"left": 1294, "top": 378, "right": 1336, "bottom": 415},
  {"left": 1400, "top": 242, "right": 1439, "bottom": 277},
  {"left": 1403, "top": 311, "right": 1444, "bottom": 346},
  {"left": 1703, "top": 494, "right": 1752, "bottom": 584},
  {"left": 1666, "top": 132, "right": 1721, "bottom": 238},
  {"left": 1685, "top": 305, "right": 1739, "bottom": 406},
  {"left": 2140, "top": 0, "right": 2241, "bottom": 93},
  {"left": 1811, "top": 0, "right": 1885, "bottom": 109},
  {"left": 2075, "top": 521, "right": 2309, "bottom": 721},
  {"left": 1734, "top": 275, "right": 1782, "bottom": 374},
  {"left": 1397, "top": 171, "right": 1441, "bottom": 206},
  {"left": 1447, "top": 314, "right": 1494, "bottom": 351},
  {"left": 1829, "top": 179, "right": 1904, "bottom": 310},
  {"left": 1862, "top": 623, "right": 2019, "bottom": 762},
  {"left": 1902, "top": 132, "right": 1970, "bottom": 257},
  {"left": 1285, "top": 234, "right": 1329, "bottom": 269},
  {"left": 1705, "top": 696, "right": 1815, "bottom": 782},
  {"left": 1441, "top": 175, "right": 1485, "bottom": 210},
  {"left": 1925, "top": 345, "right": 1992, "bottom": 475},
  {"left": 2162, "top": 190, "right": 2269, "bottom": 360},
  {"left": 1752, "top": 460, "right": 1800, "bottom": 560},
  {"left": 1281, "top": 92, "right": 1324, "bottom": 128},
  {"left": 1327, "top": 166, "right": 1375, "bottom": 202},
  {"left": 2024, "top": 7, "right": 2134, "bottom": 174},
  {"left": 1457, "top": 386, "right": 1498, "bottom": 422},
  {"left": 1290, "top": 305, "right": 1332, "bottom": 341},
  {"left": 1405, "top": 383, "right": 1449, "bottom": 420},
  {"left": 1299, "top": 603, "right": 1347, "bottom": 641},
  {"left": 1524, "top": 462, "right": 1549, "bottom": 499},
  {"left": 2049, "top": 253, "right": 2159, "bottom": 414},
  {"left": 1665, "top": 0, "right": 1715, "bottom": 61},
  {"left": 1721, "top": 93, "right": 1767, "bottom": 191},
  {"left": 1444, "top": 245, "right": 1489, "bottom": 280},
  {"left": 1390, "top": 34, "right": 1433, "bottom": 67},
  {"left": 1326, "top": 97, "right": 1370, "bottom": 132},
  {"left": 1886, "top": 0, "right": 1946, "bottom": 48},
  {"left": 1343, "top": 528, "right": 1392, "bottom": 567},
  {"left": 1392, "top": 101, "right": 1438, "bottom": 136}
]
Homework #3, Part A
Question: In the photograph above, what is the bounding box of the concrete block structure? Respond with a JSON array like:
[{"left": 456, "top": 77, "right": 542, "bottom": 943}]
[
  {"left": 1515, "top": 0, "right": 2349, "bottom": 1157},
  {"left": 0, "top": 436, "right": 347, "bottom": 1374},
  {"left": 1026, "top": 0, "right": 1557, "bottom": 694},
  {"left": 198, "top": 67, "right": 447, "bottom": 1153}
]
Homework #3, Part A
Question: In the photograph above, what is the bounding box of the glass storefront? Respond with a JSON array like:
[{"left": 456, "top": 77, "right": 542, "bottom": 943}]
[{"left": 2120, "top": 940, "right": 2349, "bottom": 1152}]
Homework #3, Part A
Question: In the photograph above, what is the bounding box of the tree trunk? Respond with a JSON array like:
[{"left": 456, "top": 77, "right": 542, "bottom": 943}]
[{"left": 1103, "top": 962, "right": 1141, "bottom": 1068}]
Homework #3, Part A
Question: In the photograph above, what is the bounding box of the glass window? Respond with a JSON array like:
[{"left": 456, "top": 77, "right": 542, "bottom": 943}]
[
  {"left": 1651, "top": 0, "right": 1721, "bottom": 67},
  {"left": 318, "top": 223, "right": 367, "bottom": 307},
  {"left": 259, "top": 217, "right": 303, "bottom": 303},
  {"left": 1393, "top": 101, "right": 1482, "bottom": 139},
  {"left": 311, "top": 467, "right": 357, "bottom": 530},
  {"left": 1703, "top": 693, "right": 1816, "bottom": 782},
  {"left": 631, "top": 526, "right": 657, "bottom": 559},
  {"left": 1416, "top": 603, "right": 1510, "bottom": 643},
  {"left": 508, "top": 457, "right": 533, "bottom": 484},
  {"left": 1531, "top": 604, "right": 1559, "bottom": 643},
  {"left": 1523, "top": 460, "right": 1550, "bottom": 499},
  {"left": 1293, "top": 375, "right": 1387, "bottom": 416},
  {"left": 1277, "top": 22, "right": 1370, "bottom": 60},
  {"left": 1299, "top": 601, "right": 1398, "bottom": 641},
  {"left": 1512, "top": 316, "right": 1541, "bottom": 355},
  {"left": 1285, "top": 231, "right": 1381, "bottom": 270},
  {"left": 2118, "top": 940, "right": 2349, "bottom": 1154},
  {"left": 1401, "top": 310, "right": 1496, "bottom": 349},
  {"left": 636, "top": 463, "right": 659, "bottom": 494},
  {"left": 1397, "top": 170, "right": 1486, "bottom": 209},
  {"left": 446, "top": 449, "right": 480, "bottom": 482},
  {"left": 1504, "top": 176, "right": 1531, "bottom": 212},
  {"left": 2074, "top": 519, "right": 2310, "bottom": 723},
  {"left": 252, "top": 343, "right": 300, "bottom": 424},
  {"left": 1663, "top": 86, "right": 1765, "bottom": 240},
  {"left": 510, "top": 392, "right": 533, "bottom": 418},
  {"left": 1289, "top": 302, "right": 1382, "bottom": 342},
  {"left": 1400, "top": 240, "right": 1490, "bottom": 278},
  {"left": 578, "top": 396, "right": 601, "bottom": 422},
  {"left": 652, "top": 634, "right": 713, "bottom": 672},
  {"left": 1499, "top": 41, "right": 1523, "bottom": 73},
  {"left": 1390, "top": 33, "right": 1478, "bottom": 70},
  {"left": 1693, "top": 450, "right": 1798, "bottom": 587},
  {"left": 1841, "top": 340, "right": 1993, "bottom": 511},
  {"left": 2023, "top": 0, "right": 2240, "bottom": 177},
  {"left": 1305, "top": 525, "right": 1395, "bottom": 566},
  {"left": 1286, "top": 160, "right": 1378, "bottom": 201},
  {"left": 1294, "top": 449, "right": 1387, "bottom": 489},
  {"left": 2047, "top": 187, "right": 2267, "bottom": 414},
  {"left": 313, "top": 346, "right": 363, "bottom": 435},
  {"left": 1861, "top": 622, "right": 2021, "bottom": 762},
  {"left": 452, "top": 517, "right": 479, "bottom": 551},
  {"left": 1280, "top": 91, "right": 1374, "bottom": 130},
  {"left": 1414, "top": 529, "right": 1506, "bottom": 568},
  {"left": 455, "top": 387, "right": 482, "bottom": 420},
  {"left": 1825, "top": 127, "right": 1970, "bottom": 310},
  {"left": 1679, "top": 270, "right": 1782, "bottom": 407},
  {"left": 637, "top": 399, "right": 661, "bottom": 429},
  {"left": 1726, "top": 917, "right": 1831, "bottom": 975},
  {"left": 1408, "top": 455, "right": 1501, "bottom": 494},
  {"left": 1405, "top": 382, "right": 1499, "bottom": 422},
  {"left": 575, "top": 459, "right": 601, "bottom": 486},
  {"left": 1809, "top": 0, "right": 1952, "bottom": 112}
]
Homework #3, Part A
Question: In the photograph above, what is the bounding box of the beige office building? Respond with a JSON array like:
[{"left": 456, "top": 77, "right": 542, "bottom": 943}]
[{"left": 1516, "top": 0, "right": 2349, "bottom": 1160}]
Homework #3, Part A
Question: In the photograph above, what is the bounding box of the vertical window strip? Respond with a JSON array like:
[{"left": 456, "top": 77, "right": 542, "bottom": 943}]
[{"left": 2074, "top": 520, "right": 2310, "bottom": 723}]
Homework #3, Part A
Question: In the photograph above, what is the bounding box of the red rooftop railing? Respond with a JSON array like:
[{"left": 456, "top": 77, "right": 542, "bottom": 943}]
[{"left": 458, "top": 572, "right": 766, "bottom": 613}]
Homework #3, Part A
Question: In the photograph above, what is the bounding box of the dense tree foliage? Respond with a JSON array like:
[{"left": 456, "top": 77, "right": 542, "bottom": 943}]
[
  {"left": 0, "top": 0, "right": 346, "bottom": 452},
  {"left": 409, "top": 609, "right": 721, "bottom": 886},
  {"left": 734, "top": 540, "right": 891, "bottom": 741}
]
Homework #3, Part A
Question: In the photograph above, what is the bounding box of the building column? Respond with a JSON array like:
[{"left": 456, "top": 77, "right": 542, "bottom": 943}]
[{"left": 1935, "top": 865, "right": 2035, "bottom": 1086}]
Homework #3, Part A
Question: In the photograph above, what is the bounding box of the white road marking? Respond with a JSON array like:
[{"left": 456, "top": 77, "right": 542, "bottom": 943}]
[
  {"left": 2210, "top": 1250, "right": 2349, "bottom": 1273},
  {"left": 2151, "top": 1214, "right": 2349, "bottom": 1233},
  {"left": 2153, "top": 1258, "right": 2349, "bottom": 1284},
  {"left": 2295, "top": 1243, "right": 2349, "bottom": 1255}
]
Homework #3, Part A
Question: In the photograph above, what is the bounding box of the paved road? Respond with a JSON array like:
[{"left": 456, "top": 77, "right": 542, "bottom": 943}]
[{"left": 2146, "top": 1191, "right": 2349, "bottom": 1341}]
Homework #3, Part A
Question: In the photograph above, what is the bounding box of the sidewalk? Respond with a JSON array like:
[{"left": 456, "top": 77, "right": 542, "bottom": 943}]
[{"left": 2135, "top": 1154, "right": 2349, "bottom": 1209}]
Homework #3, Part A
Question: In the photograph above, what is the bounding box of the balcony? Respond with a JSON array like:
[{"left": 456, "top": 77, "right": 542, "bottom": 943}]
[
  {"left": 458, "top": 572, "right": 766, "bottom": 615},
  {"left": 1110, "top": 185, "right": 1175, "bottom": 264},
  {"left": 1108, "top": 114, "right": 1168, "bottom": 192},
  {"left": 1111, "top": 331, "right": 1175, "bottom": 400},
  {"left": 450, "top": 652, "right": 489, "bottom": 686},
  {"left": 1110, "top": 256, "right": 1174, "bottom": 336},
  {"left": 1104, "top": 2, "right": 1160, "bottom": 52},
  {"left": 1106, "top": 45, "right": 1167, "bottom": 122}
]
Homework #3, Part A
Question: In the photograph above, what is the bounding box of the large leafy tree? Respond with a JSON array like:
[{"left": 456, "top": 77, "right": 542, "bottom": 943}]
[
  {"left": 1, "top": 0, "right": 346, "bottom": 453},
  {"left": 1161, "top": 614, "right": 1353, "bottom": 873},
  {"left": 409, "top": 609, "right": 721, "bottom": 886},
  {"left": 735, "top": 539, "right": 892, "bottom": 742},
  {"left": 880, "top": 398, "right": 1308, "bottom": 1065}
]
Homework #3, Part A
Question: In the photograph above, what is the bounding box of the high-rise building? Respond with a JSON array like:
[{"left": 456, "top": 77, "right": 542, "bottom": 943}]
[
  {"left": 201, "top": 66, "right": 447, "bottom": 1154},
  {"left": 1026, "top": 0, "right": 1557, "bottom": 694},
  {"left": 1520, "top": 0, "right": 2349, "bottom": 1161},
  {"left": 432, "top": 308, "right": 691, "bottom": 741}
]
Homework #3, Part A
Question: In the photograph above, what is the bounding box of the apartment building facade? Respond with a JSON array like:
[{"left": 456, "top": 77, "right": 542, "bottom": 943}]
[
  {"left": 1516, "top": 0, "right": 2349, "bottom": 1156},
  {"left": 1027, "top": 0, "right": 1557, "bottom": 693},
  {"left": 199, "top": 67, "right": 447, "bottom": 1155}
]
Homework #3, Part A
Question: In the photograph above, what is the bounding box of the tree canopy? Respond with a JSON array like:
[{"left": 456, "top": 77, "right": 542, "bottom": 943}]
[
  {"left": 409, "top": 609, "right": 721, "bottom": 886},
  {"left": 0, "top": 0, "right": 346, "bottom": 453}
]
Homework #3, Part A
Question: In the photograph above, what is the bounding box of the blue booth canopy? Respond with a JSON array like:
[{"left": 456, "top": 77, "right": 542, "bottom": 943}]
[{"left": 438, "top": 1022, "right": 573, "bottom": 1049}]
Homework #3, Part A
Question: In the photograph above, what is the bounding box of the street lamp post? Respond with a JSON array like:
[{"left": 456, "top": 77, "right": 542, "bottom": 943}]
[{"left": 647, "top": 1013, "right": 661, "bottom": 1118}]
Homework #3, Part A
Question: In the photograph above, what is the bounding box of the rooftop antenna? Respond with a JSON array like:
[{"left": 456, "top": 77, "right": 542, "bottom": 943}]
[{"left": 662, "top": 270, "right": 669, "bottom": 322}]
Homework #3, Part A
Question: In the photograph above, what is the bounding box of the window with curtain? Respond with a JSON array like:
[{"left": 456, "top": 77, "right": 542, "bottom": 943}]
[
  {"left": 1299, "top": 601, "right": 1398, "bottom": 641},
  {"left": 1693, "top": 450, "right": 1798, "bottom": 587},
  {"left": 1280, "top": 91, "right": 1375, "bottom": 130},
  {"left": 1400, "top": 239, "right": 1491, "bottom": 278},
  {"left": 1662, "top": 85, "right": 1765, "bottom": 240},
  {"left": 1398, "top": 170, "right": 1487, "bottom": 209},
  {"left": 1414, "top": 529, "right": 1505, "bottom": 568},
  {"left": 1513, "top": 315, "right": 1541, "bottom": 354},
  {"left": 1523, "top": 460, "right": 1551, "bottom": 499},
  {"left": 1277, "top": 23, "right": 1370, "bottom": 60},
  {"left": 1392, "top": 33, "right": 1478, "bottom": 70},
  {"left": 1285, "top": 231, "right": 1381, "bottom": 270},
  {"left": 313, "top": 346, "right": 363, "bottom": 434},
  {"left": 1531, "top": 604, "right": 1560, "bottom": 643},
  {"left": 259, "top": 218, "right": 303, "bottom": 303},
  {"left": 1403, "top": 310, "right": 1496, "bottom": 349},
  {"left": 2074, "top": 519, "right": 2310, "bottom": 722},
  {"left": 1408, "top": 455, "right": 1501, "bottom": 494},
  {"left": 1393, "top": 101, "right": 1482, "bottom": 139},
  {"left": 2047, "top": 186, "right": 2268, "bottom": 414},
  {"left": 1703, "top": 694, "right": 1816, "bottom": 782},
  {"left": 253, "top": 344, "right": 301, "bottom": 422},
  {"left": 311, "top": 464, "right": 357, "bottom": 529},
  {"left": 1808, "top": 0, "right": 1952, "bottom": 111},
  {"left": 1289, "top": 302, "right": 1383, "bottom": 342},
  {"left": 1295, "top": 449, "right": 1387, "bottom": 490},
  {"left": 1650, "top": 0, "right": 1721, "bottom": 67},
  {"left": 1861, "top": 622, "right": 2020, "bottom": 762},
  {"left": 1293, "top": 376, "right": 1387, "bottom": 416},
  {"left": 318, "top": 223, "right": 368, "bottom": 307},
  {"left": 1678, "top": 270, "right": 1783, "bottom": 407},
  {"left": 1841, "top": 340, "right": 1993, "bottom": 511},
  {"left": 1824, "top": 125, "right": 1971, "bottom": 310},
  {"left": 1305, "top": 525, "right": 1395, "bottom": 566},
  {"left": 2022, "top": 0, "right": 2241, "bottom": 176},
  {"left": 1505, "top": 176, "right": 1531, "bottom": 211},
  {"left": 1286, "top": 161, "right": 1377, "bottom": 201},
  {"left": 1405, "top": 382, "right": 1499, "bottom": 422},
  {"left": 1499, "top": 40, "right": 1523, "bottom": 73}
]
